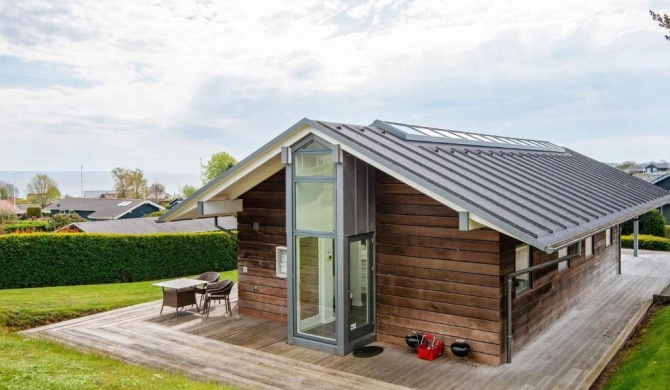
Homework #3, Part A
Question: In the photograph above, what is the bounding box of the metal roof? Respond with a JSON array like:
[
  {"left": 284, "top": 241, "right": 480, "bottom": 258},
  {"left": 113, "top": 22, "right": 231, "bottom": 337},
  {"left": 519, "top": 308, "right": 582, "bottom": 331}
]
[
  {"left": 70, "top": 217, "right": 235, "bottom": 234},
  {"left": 312, "top": 119, "right": 670, "bottom": 249},
  {"left": 50, "top": 198, "right": 164, "bottom": 220},
  {"left": 161, "top": 117, "right": 670, "bottom": 251}
]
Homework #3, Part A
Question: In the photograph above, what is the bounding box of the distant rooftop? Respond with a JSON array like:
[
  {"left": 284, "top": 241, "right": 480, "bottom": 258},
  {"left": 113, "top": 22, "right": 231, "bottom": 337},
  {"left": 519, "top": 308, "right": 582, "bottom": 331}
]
[{"left": 374, "top": 120, "right": 564, "bottom": 152}]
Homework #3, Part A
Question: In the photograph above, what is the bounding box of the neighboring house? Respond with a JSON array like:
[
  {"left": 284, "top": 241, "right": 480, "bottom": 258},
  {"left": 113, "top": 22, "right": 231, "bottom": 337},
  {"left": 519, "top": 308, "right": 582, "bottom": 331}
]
[
  {"left": 68, "top": 216, "right": 236, "bottom": 234},
  {"left": 168, "top": 197, "right": 184, "bottom": 208},
  {"left": 50, "top": 198, "right": 164, "bottom": 220},
  {"left": 626, "top": 163, "right": 646, "bottom": 173},
  {"left": 84, "top": 190, "right": 117, "bottom": 199},
  {"left": 651, "top": 174, "right": 670, "bottom": 223},
  {"left": 645, "top": 162, "right": 670, "bottom": 173},
  {"left": 160, "top": 118, "right": 670, "bottom": 365}
]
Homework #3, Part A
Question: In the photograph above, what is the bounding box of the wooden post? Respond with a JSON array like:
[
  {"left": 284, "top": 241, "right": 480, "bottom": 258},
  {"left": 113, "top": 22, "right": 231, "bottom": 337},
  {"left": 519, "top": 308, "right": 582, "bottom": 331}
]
[{"left": 633, "top": 219, "right": 639, "bottom": 257}]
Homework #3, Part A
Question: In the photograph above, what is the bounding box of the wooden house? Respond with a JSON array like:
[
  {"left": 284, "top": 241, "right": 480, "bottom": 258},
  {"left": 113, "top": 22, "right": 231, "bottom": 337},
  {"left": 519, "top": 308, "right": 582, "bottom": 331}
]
[
  {"left": 50, "top": 198, "right": 163, "bottom": 220},
  {"left": 160, "top": 118, "right": 670, "bottom": 365}
]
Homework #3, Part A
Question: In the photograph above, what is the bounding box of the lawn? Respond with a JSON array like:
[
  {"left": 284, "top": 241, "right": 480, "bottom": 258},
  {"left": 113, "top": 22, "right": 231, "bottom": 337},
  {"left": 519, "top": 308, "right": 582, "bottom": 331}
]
[
  {"left": 605, "top": 305, "right": 670, "bottom": 389},
  {"left": 0, "top": 270, "right": 238, "bottom": 389}
]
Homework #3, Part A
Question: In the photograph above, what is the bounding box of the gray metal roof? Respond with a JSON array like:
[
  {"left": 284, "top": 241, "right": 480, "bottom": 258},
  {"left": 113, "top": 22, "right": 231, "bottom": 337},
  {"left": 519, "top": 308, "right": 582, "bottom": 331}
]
[
  {"left": 50, "top": 198, "right": 164, "bottom": 220},
  {"left": 160, "top": 117, "right": 670, "bottom": 251},
  {"left": 70, "top": 217, "right": 236, "bottom": 234},
  {"left": 313, "top": 119, "right": 670, "bottom": 249}
]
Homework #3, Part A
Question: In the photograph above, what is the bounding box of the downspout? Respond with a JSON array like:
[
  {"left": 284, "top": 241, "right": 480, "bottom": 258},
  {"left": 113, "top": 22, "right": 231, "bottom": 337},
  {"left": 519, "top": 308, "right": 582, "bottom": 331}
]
[{"left": 505, "top": 242, "right": 582, "bottom": 364}]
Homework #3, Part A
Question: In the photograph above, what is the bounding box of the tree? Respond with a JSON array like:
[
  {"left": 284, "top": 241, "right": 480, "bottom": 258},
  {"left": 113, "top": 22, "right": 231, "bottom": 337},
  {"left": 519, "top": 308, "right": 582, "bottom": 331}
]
[
  {"left": 615, "top": 161, "right": 636, "bottom": 171},
  {"left": 182, "top": 184, "right": 197, "bottom": 197},
  {"left": 112, "top": 168, "right": 148, "bottom": 199},
  {"left": 0, "top": 181, "right": 18, "bottom": 199},
  {"left": 203, "top": 151, "right": 237, "bottom": 184},
  {"left": 48, "top": 213, "right": 86, "bottom": 230},
  {"left": 26, "top": 174, "right": 61, "bottom": 207},
  {"left": 0, "top": 209, "right": 17, "bottom": 225},
  {"left": 650, "top": 10, "right": 670, "bottom": 42},
  {"left": 621, "top": 210, "right": 667, "bottom": 237},
  {"left": 148, "top": 182, "right": 166, "bottom": 203}
]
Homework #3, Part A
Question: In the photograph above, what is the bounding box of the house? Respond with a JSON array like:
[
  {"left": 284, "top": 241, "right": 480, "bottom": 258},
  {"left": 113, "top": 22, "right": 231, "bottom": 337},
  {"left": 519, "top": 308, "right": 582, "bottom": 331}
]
[
  {"left": 645, "top": 162, "right": 670, "bottom": 173},
  {"left": 50, "top": 198, "right": 164, "bottom": 220},
  {"left": 84, "top": 190, "right": 117, "bottom": 199},
  {"left": 68, "top": 216, "right": 236, "bottom": 234},
  {"left": 160, "top": 118, "right": 670, "bottom": 365},
  {"left": 649, "top": 173, "right": 670, "bottom": 223}
]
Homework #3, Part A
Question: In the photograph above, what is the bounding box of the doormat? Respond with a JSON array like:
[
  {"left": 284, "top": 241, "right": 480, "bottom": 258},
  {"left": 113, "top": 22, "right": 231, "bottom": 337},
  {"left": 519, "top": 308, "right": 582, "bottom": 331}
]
[{"left": 353, "top": 346, "right": 384, "bottom": 358}]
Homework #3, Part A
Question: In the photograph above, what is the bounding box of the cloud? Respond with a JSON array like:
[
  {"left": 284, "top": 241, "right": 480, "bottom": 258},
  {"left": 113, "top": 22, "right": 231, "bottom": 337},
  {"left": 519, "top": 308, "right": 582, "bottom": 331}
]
[{"left": 0, "top": 0, "right": 668, "bottom": 172}]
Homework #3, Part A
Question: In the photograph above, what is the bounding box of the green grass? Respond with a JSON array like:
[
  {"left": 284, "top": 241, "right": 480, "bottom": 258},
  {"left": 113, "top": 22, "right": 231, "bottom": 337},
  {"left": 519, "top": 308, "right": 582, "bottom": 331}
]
[
  {"left": 0, "top": 270, "right": 238, "bottom": 389},
  {"left": 605, "top": 306, "right": 670, "bottom": 389},
  {"left": 0, "top": 270, "right": 237, "bottom": 331}
]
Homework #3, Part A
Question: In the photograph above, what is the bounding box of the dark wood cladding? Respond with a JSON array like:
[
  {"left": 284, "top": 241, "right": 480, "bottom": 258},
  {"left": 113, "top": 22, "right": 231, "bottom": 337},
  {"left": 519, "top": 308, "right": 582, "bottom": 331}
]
[
  {"left": 237, "top": 170, "right": 288, "bottom": 324},
  {"left": 507, "top": 227, "right": 620, "bottom": 353},
  {"left": 374, "top": 171, "right": 505, "bottom": 366}
]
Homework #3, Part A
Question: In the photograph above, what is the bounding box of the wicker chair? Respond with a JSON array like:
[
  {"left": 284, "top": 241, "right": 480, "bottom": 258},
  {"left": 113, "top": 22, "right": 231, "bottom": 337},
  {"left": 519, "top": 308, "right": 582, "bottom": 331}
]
[
  {"left": 203, "top": 279, "right": 235, "bottom": 318},
  {"left": 194, "top": 272, "right": 221, "bottom": 305}
]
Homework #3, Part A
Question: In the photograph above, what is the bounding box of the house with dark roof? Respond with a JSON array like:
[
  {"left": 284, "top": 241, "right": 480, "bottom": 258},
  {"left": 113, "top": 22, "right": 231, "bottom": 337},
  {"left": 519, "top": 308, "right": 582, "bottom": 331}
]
[
  {"left": 69, "top": 216, "right": 236, "bottom": 234},
  {"left": 51, "top": 198, "right": 164, "bottom": 220},
  {"left": 160, "top": 118, "right": 670, "bottom": 365}
]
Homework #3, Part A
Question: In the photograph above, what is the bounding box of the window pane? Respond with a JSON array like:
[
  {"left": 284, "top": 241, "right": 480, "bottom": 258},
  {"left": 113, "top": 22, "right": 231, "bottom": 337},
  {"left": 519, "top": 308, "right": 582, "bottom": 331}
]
[
  {"left": 585, "top": 237, "right": 593, "bottom": 256},
  {"left": 515, "top": 244, "right": 530, "bottom": 294},
  {"left": 349, "top": 238, "right": 370, "bottom": 333},
  {"left": 302, "top": 140, "right": 329, "bottom": 151},
  {"left": 295, "top": 182, "right": 334, "bottom": 232},
  {"left": 295, "top": 153, "right": 334, "bottom": 177},
  {"left": 296, "top": 236, "right": 336, "bottom": 341}
]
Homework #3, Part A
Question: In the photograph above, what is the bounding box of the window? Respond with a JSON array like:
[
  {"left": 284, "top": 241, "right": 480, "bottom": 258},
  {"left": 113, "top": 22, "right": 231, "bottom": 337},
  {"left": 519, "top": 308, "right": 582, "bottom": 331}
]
[
  {"left": 276, "top": 246, "right": 287, "bottom": 278},
  {"left": 557, "top": 247, "right": 569, "bottom": 272},
  {"left": 515, "top": 244, "right": 531, "bottom": 295},
  {"left": 606, "top": 229, "right": 612, "bottom": 247},
  {"left": 585, "top": 236, "right": 593, "bottom": 257}
]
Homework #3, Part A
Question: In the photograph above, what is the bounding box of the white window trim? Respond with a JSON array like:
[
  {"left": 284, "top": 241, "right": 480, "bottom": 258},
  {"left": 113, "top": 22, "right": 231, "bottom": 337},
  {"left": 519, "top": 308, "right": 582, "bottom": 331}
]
[
  {"left": 606, "top": 228, "right": 612, "bottom": 247},
  {"left": 585, "top": 236, "right": 593, "bottom": 257},
  {"left": 276, "top": 246, "right": 287, "bottom": 278}
]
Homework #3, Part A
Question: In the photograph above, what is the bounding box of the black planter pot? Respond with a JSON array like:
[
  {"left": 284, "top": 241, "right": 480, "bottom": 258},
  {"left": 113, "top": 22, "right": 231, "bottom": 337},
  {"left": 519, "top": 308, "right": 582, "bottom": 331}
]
[
  {"left": 405, "top": 333, "right": 423, "bottom": 349},
  {"left": 450, "top": 340, "right": 471, "bottom": 357}
]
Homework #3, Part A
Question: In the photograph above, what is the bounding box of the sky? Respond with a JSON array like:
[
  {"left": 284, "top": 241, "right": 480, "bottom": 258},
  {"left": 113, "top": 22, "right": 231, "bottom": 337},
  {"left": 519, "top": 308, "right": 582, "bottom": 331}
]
[{"left": 1, "top": 0, "right": 669, "bottom": 174}]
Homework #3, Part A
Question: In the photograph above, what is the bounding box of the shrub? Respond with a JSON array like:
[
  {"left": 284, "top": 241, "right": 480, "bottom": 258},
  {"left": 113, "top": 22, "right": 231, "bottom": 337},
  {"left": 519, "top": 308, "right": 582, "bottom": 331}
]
[
  {"left": 621, "top": 210, "right": 667, "bottom": 237},
  {"left": 621, "top": 234, "right": 670, "bottom": 251},
  {"left": 145, "top": 210, "right": 167, "bottom": 217},
  {"left": 46, "top": 213, "right": 87, "bottom": 231},
  {"left": 25, "top": 207, "right": 41, "bottom": 218},
  {"left": 4, "top": 221, "right": 49, "bottom": 233},
  {"left": 0, "top": 232, "right": 237, "bottom": 289},
  {"left": 0, "top": 209, "right": 17, "bottom": 225},
  {"left": 666, "top": 225, "right": 670, "bottom": 239}
]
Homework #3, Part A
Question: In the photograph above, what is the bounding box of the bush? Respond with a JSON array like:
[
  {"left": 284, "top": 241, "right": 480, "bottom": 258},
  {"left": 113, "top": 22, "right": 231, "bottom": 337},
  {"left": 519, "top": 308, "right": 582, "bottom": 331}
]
[
  {"left": 0, "top": 232, "right": 237, "bottom": 289},
  {"left": 621, "top": 234, "right": 670, "bottom": 251},
  {"left": 621, "top": 210, "right": 667, "bottom": 237},
  {"left": 666, "top": 225, "right": 670, "bottom": 239},
  {"left": 0, "top": 209, "right": 17, "bottom": 225},
  {"left": 25, "top": 207, "right": 41, "bottom": 218},
  {"left": 4, "top": 221, "right": 49, "bottom": 233},
  {"left": 46, "top": 213, "right": 87, "bottom": 231},
  {"left": 145, "top": 210, "right": 167, "bottom": 217}
]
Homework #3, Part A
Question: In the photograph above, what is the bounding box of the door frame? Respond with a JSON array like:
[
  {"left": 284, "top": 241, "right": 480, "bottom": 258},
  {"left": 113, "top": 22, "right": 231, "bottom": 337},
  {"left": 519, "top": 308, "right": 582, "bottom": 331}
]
[{"left": 346, "top": 233, "right": 375, "bottom": 343}]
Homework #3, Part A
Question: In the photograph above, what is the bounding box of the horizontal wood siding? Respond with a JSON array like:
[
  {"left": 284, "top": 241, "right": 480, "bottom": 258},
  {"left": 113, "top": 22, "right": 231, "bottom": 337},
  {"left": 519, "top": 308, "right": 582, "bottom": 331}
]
[
  {"left": 374, "top": 171, "right": 504, "bottom": 365},
  {"left": 237, "top": 170, "right": 288, "bottom": 324},
  {"left": 508, "top": 227, "right": 620, "bottom": 352}
]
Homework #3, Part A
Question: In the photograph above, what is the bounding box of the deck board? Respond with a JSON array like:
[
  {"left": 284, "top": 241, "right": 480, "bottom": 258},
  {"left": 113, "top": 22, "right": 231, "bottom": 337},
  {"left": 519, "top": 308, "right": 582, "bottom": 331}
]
[{"left": 25, "top": 249, "right": 670, "bottom": 390}]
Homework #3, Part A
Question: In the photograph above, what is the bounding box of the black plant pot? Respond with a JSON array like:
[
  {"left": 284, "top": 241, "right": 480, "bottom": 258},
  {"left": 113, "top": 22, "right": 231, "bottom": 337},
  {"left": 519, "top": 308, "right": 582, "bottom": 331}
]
[
  {"left": 450, "top": 340, "right": 471, "bottom": 357},
  {"left": 405, "top": 334, "right": 422, "bottom": 349}
]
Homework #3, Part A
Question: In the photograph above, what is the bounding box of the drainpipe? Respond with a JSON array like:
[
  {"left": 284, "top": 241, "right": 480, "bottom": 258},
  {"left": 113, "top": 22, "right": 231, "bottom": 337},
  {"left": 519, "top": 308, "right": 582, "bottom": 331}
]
[
  {"left": 633, "top": 219, "right": 639, "bottom": 257},
  {"left": 505, "top": 242, "right": 582, "bottom": 363}
]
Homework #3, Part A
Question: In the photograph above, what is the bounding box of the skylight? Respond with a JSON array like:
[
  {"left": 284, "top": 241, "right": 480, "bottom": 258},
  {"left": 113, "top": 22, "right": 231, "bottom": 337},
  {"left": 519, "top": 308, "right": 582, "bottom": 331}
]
[
  {"left": 117, "top": 201, "right": 132, "bottom": 207},
  {"left": 373, "top": 120, "right": 563, "bottom": 152}
]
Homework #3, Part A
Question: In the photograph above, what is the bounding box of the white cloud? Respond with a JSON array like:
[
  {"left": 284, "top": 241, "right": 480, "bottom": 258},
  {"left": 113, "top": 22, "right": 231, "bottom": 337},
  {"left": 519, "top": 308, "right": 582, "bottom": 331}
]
[{"left": 0, "top": 0, "right": 668, "bottom": 172}]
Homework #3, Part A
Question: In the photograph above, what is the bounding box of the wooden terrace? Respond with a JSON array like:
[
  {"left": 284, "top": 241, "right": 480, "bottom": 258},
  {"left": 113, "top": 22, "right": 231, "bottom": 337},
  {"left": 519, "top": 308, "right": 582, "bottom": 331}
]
[{"left": 26, "top": 249, "right": 670, "bottom": 390}]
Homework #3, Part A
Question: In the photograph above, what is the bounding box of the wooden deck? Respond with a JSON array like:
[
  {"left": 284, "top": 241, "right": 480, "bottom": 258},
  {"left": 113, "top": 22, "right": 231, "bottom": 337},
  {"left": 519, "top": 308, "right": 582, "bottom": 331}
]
[{"left": 25, "top": 249, "right": 670, "bottom": 390}]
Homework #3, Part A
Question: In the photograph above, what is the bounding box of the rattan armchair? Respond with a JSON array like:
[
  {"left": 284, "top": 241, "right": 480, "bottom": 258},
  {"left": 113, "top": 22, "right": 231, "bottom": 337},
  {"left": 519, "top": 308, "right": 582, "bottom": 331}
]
[
  {"left": 194, "top": 272, "right": 221, "bottom": 304},
  {"left": 202, "top": 279, "right": 235, "bottom": 318}
]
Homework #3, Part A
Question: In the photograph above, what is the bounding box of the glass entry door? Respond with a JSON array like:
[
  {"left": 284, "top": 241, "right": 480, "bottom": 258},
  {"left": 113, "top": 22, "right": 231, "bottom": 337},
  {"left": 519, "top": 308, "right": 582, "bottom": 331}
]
[
  {"left": 296, "top": 236, "right": 336, "bottom": 342},
  {"left": 348, "top": 234, "right": 374, "bottom": 341}
]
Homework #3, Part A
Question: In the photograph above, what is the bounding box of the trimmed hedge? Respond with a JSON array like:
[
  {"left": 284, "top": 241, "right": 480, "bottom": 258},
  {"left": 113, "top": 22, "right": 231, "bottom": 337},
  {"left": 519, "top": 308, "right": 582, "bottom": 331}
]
[
  {"left": 621, "top": 210, "right": 667, "bottom": 237},
  {"left": 4, "top": 221, "right": 49, "bottom": 233},
  {"left": 0, "top": 232, "right": 237, "bottom": 289},
  {"left": 621, "top": 234, "right": 670, "bottom": 252}
]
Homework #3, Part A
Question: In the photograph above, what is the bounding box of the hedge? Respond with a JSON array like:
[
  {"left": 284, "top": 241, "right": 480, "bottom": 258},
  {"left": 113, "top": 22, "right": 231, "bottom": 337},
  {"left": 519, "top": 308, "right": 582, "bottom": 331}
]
[
  {"left": 0, "top": 232, "right": 237, "bottom": 289},
  {"left": 621, "top": 210, "right": 666, "bottom": 237},
  {"left": 4, "top": 221, "right": 49, "bottom": 233},
  {"left": 621, "top": 234, "right": 670, "bottom": 252}
]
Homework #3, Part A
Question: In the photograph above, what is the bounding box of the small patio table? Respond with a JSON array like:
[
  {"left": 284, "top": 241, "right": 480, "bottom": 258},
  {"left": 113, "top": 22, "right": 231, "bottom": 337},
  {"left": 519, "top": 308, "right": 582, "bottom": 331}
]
[{"left": 153, "top": 278, "right": 204, "bottom": 317}]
